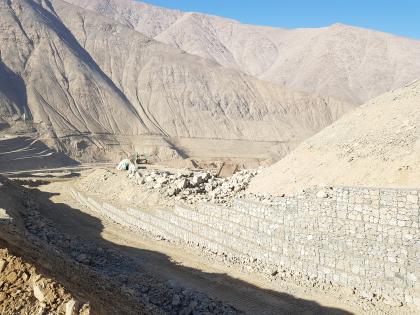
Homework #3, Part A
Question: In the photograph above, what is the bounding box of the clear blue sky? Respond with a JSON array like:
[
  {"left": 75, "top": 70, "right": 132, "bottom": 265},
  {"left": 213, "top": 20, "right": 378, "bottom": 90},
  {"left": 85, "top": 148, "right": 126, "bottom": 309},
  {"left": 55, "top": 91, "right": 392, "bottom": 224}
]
[{"left": 141, "top": 0, "right": 420, "bottom": 39}]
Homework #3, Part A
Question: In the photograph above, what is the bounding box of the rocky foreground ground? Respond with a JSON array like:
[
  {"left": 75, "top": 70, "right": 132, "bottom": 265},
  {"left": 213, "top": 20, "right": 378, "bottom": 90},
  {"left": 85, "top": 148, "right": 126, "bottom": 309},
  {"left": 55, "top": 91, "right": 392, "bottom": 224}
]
[
  {"left": 0, "top": 249, "right": 89, "bottom": 315},
  {"left": 0, "top": 175, "right": 243, "bottom": 314}
]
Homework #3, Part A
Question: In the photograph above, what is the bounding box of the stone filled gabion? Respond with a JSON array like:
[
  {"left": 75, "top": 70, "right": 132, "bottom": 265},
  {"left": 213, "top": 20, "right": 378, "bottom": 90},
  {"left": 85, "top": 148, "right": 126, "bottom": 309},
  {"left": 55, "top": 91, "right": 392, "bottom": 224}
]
[{"left": 75, "top": 184, "right": 420, "bottom": 308}]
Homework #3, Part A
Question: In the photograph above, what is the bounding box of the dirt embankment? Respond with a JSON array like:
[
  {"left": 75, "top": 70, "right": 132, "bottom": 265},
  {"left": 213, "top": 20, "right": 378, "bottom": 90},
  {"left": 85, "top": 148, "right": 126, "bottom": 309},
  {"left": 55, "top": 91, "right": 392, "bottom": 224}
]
[{"left": 0, "top": 175, "right": 241, "bottom": 314}]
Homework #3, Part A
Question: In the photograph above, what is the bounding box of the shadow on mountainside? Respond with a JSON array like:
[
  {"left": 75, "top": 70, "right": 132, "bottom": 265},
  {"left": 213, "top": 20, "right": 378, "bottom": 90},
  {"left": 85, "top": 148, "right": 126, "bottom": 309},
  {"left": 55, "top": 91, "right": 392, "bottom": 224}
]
[
  {"left": 0, "top": 136, "right": 79, "bottom": 173},
  {"left": 0, "top": 177, "right": 354, "bottom": 315},
  {"left": 26, "top": 0, "right": 147, "bottom": 126},
  {"left": 0, "top": 61, "right": 30, "bottom": 119}
]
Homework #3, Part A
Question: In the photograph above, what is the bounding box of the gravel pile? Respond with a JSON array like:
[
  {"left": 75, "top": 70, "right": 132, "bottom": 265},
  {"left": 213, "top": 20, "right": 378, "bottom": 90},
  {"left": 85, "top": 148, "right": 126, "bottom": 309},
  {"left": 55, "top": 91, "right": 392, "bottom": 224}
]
[{"left": 123, "top": 166, "right": 261, "bottom": 205}]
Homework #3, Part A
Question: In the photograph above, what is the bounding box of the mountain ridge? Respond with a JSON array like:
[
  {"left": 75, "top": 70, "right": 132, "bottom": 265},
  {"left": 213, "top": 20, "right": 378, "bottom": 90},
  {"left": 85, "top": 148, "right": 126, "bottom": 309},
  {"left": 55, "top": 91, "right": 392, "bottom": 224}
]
[{"left": 65, "top": 0, "right": 420, "bottom": 105}]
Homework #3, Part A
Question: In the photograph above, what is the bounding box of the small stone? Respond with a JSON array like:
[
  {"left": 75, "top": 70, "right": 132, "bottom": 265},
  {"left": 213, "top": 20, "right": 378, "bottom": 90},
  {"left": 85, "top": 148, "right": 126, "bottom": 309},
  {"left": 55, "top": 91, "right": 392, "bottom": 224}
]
[
  {"left": 156, "top": 177, "right": 168, "bottom": 185},
  {"left": 0, "top": 259, "right": 7, "bottom": 273},
  {"left": 407, "top": 273, "right": 417, "bottom": 283},
  {"left": 360, "top": 291, "right": 373, "bottom": 300},
  {"left": 66, "top": 299, "right": 78, "bottom": 315},
  {"left": 22, "top": 272, "right": 29, "bottom": 281},
  {"left": 35, "top": 306, "right": 46, "bottom": 315},
  {"left": 167, "top": 187, "right": 180, "bottom": 197},
  {"left": 383, "top": 298, "right": 403, "bottom": 307},
  {"left": 172, "top": 294, "right": 181, "bottom": 306},
  {"left": 76, "top": 254, "right": 89, "bottom": 264},
  {"left": 407, "top": 194, "right": 418, "bottom": 204},
  {"left": 33, "top": 284, "right": 45, "bottom": 302},
  {"left": 177, "top": 178, "right": 189, "bottom": 190},
  {"left": 145, "top": 176, "right": 155, "bottom": 183},
  {"left": 0, "top": 292, "right": 7, "bottom": 302},
  {"left": 316, "top": 189, "right": 328, "bottom": 198},
  {"left": 5, "top": 271, "right": 18, "bottom": 283}
]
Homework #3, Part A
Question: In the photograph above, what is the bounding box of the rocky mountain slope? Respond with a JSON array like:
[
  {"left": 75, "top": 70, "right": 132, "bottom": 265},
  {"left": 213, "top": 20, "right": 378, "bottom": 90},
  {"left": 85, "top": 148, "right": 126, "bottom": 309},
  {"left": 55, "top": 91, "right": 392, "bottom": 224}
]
[
  {"left": 66, "top": 0, "right": 420, "bottom": 105},
  {"left": 0, "top": 0, "right": 351, "bottom": 163},
  {"left": 248, "top": 79, "right": 420, "bottom": 195},
  {"left": 0, "top": 0, "right": 146, "bottom": 136}
]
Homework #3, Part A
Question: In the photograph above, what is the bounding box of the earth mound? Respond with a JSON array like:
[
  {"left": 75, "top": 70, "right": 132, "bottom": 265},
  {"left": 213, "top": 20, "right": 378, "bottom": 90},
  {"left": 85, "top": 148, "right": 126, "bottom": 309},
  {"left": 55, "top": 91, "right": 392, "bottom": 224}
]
[{"left": 248, "top": 79, "right": 420, "bottom": 195}]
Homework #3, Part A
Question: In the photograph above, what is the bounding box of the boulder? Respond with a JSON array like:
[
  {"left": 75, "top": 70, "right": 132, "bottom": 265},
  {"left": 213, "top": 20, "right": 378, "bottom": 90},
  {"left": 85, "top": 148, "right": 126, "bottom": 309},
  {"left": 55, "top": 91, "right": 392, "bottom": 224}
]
[
  {"left": 217, "top": 163, "right": 238, "bottom": 178},
  {"left": 156, "top": 177, "right": 168, "bottom": 185},
  {"left": 316, "top": 189, "right": 328, "bottom": 198},
  {"left": 191, "top": 175, "right": 203, "bottom": 186},
  {"left": 145, "top": 176, "right": 155, "bottom": 183},
  {"left": 192, "top": 172, "right": 211, "bottom": 185},
  {"left": 176, "top": 178, "right": 189, "bottom": 190}
]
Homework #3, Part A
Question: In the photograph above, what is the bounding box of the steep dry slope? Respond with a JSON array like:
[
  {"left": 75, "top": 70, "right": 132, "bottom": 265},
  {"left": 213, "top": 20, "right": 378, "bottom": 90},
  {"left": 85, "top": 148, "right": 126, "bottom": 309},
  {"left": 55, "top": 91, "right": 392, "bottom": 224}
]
[
  {"left": 0, "top": 0, "right": 147, "bottom": 136},
  {"left": 0, "top": 61, "right": 30, "bottom": 122},
  {"left": 248, "top": 79, "right": 420, "bottom": 195},
  {"left": 0, "top": 0, "right": 351, "bottom": 163},
  {"left": 66, "top": 0, "right": 420, "bottom": 105},
  {"left": 51, "top": 0, "right": 350, "bottom": 142}
]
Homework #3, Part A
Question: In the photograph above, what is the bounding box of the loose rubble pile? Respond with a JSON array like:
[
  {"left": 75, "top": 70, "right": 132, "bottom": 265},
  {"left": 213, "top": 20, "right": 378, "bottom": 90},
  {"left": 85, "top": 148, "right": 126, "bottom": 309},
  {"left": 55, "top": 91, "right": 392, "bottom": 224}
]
[
  {"left": 0, "top": 248, "right": 89, "bottom": 315},
  {"left": 118, "top": 162, "right": 261, "bottom": 205}
]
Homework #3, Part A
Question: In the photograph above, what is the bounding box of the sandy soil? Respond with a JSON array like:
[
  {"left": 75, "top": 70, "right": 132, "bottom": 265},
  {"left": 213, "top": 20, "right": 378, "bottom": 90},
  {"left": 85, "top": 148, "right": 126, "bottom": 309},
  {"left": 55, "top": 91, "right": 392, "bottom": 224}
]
[{"left": 249, "top": 79, "right": 420, "bottom": 195}]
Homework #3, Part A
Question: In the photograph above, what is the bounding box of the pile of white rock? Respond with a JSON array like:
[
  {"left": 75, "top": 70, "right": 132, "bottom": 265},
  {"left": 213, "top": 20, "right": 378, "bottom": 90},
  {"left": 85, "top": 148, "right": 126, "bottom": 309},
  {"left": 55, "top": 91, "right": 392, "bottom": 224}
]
[{"left": 120, "top": 165, "right": 261, "bottom": 205}]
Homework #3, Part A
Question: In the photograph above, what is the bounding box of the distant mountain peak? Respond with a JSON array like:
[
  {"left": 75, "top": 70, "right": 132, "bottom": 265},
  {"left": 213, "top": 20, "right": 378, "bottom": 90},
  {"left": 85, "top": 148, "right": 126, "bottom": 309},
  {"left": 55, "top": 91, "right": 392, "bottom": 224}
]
[{"left": 66, "top": 0, "right": 420, "bottom": 105}]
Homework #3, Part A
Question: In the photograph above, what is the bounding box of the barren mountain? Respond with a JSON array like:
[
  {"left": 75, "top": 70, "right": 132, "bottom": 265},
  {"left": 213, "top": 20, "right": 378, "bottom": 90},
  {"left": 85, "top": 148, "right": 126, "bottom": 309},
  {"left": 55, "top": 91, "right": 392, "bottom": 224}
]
[
  {"left": 0, "top": 0, "right": 351, "bottom": 163},
  {"left": 248, "top": 79, "right": 420, "bottom": 195},
  {"left": 0, "top": 0, "right": 147, "bottom": 136},
  {"left": 67, "top": 0, "right": 420, "bottom": 105}
]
